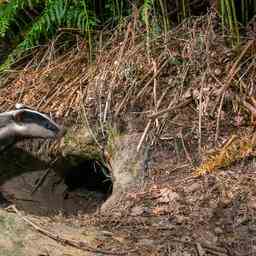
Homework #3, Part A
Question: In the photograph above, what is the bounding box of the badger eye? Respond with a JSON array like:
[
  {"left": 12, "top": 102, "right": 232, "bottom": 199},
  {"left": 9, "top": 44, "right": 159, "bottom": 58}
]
[
  {"left": 45, "top": 122, "right": 57, "bottom": 132},
  {"left": 45, "top": 123, "right": 51, "bottom": 129}
]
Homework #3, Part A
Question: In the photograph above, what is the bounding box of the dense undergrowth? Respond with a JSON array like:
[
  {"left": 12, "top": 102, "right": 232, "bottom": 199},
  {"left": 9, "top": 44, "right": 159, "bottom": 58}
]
[
  {"left": 0, "top": 11, "right": 255, "bottom": 161},
  {"left": 0, "top": 0, "right": 255, "bottom": 72},
  {"left": 0, "top": 8, "right": 256, "bottom": 255}
]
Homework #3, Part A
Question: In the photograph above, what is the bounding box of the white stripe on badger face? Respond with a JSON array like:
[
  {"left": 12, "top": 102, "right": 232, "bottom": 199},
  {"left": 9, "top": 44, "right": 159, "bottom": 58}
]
[
  {"left": 17, "top": 109, "right": 56, "bottom": 123},
  {"left": 15, "top": 103, "right": 26, "bottom": 109},
  {"left": 0, "top": 107, "right": 64, "bottom": 138},
  {"left": 14, "top": 109, "right": 57, "bottom": 124},
  {"left": 12, "top": 109, "right": 62, "bottom": 138},
  {"left": 0, "top": 107, "right": 50, "bottom": 118},
  {"left": 0, "top": 107, "right": 65, "bottom": 152}
]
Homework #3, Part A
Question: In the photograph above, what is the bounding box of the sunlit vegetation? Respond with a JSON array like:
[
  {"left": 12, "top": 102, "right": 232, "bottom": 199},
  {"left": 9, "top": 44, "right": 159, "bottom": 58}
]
[{"left": 0, "top": 0, "right": 255, "bottom": 71}]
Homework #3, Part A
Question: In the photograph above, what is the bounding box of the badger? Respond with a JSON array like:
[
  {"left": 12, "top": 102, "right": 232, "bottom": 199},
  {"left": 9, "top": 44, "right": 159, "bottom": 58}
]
[
  {"left": 0, "top": 104, "right": 65, "bottom": 207},
  {"left": 0, "top": 103, "right": 65, "bottom": 152}
]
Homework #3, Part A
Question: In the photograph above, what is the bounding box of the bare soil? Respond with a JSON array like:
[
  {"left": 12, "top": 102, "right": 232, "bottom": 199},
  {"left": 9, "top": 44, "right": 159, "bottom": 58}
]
[{"left": 2, "top": 170, "right": 106, "bottom": 216}]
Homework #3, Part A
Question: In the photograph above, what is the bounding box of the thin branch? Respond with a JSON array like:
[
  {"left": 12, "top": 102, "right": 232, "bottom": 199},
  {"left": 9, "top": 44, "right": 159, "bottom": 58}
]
[{"left": 7, "top": 205, "right": 136, "bottom": 255}]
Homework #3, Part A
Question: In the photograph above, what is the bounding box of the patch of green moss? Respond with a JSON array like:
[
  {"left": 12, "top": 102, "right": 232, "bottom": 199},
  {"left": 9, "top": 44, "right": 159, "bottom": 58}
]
[{"left": 105, "top": 126, "right": 122, "bottom": 158}]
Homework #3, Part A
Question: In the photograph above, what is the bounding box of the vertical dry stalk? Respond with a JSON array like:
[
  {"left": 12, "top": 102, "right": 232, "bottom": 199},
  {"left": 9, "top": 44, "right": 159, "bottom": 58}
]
[
  {"left": 103, "top": 22, "right": 132, "bottom": 123},
  {"left": 215, "top": 92, "right": 225, "bottom": 142},
  {"left": 198, "top": 73, "right": 206, "bottom": 155},
  {"left": 152, "top": 59, "right": 159, "bottom": 128},
  {"left": 180, "top": 130, "right": 194, "bottom": 168},
  {"left": 137, "top": 84, "right": 169, "bottom": 152},
  {"left": 135, "top": 58, "right": 169, "bottom": 100},
  {"left": 137, "top": 120, "right": 152, "bottom": 152}
]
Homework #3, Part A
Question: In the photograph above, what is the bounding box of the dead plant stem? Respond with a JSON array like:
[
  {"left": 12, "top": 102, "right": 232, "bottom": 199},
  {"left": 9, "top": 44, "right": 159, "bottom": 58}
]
[
  {"left": 8, "top": 205, "right": 131, "bottom": 255},
  {"left": 198, "top": 73, "right": 206, "bottom": 155}
]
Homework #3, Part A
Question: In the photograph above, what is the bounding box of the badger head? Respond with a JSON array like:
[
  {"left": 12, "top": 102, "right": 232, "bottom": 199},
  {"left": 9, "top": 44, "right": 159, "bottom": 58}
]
[{"left": 12, "top": 107, "right": 65, "bottom": 139}]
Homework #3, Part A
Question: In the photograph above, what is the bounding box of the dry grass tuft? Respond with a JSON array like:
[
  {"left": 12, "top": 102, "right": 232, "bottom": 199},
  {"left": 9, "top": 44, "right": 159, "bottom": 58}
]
[
  {"left": 194, "top": 131, "right": 256, "bottom": 177},
  {"left": 0, "top": 11, "right": 255, "bottom": 173}
]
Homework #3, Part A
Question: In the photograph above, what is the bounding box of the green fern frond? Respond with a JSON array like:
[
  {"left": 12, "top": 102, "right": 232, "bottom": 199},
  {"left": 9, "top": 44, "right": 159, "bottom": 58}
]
[
  {"left": 141, "top": 0, "right": 154, "bottom": 23},
  {"left": 0, "top": 0, "right": 67, "bottom": 71},
  {"left": 64, "top": 4, "right": 96, "bottom": 33},
  {"left": 219, "top": 0, "right": 240, "bottom": 45},
  {"left": 0, "top": 0, "right": 42, "bottom": 38},
  {"left": 0, "top": 0, "right": 99, "bottom": 71},
  {"left": 20, "top": 0, "right": 66, "bottom": 48},
  {"left": 1, "top": 0, "right": 252, "bottom": 75}
]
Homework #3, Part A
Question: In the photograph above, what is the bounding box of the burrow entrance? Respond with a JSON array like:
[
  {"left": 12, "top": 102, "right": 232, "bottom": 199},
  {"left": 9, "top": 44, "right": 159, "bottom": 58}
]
[
  {"left": 60, "top": 157, "right": 113, "bottom": 199},
  {"left": 0, "top": 149, "right": 113, "bottom": 216}
]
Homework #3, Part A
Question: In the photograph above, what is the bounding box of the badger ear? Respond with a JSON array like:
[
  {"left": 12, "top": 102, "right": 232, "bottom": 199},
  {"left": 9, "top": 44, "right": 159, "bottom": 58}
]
[
  {"left": 15, "top": 103, "right": 26, "bottom": 110},
  {"left": 15, "top": 103, "right": 33, "bottom": 110},
  {"left": 13, "top": 110, "right": 25, "bottom": 122}
]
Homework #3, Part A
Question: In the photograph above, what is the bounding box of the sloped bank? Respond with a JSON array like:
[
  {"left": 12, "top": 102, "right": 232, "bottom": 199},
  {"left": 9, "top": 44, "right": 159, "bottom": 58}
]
[{"left": 55, "top": 125, "right": 148, "bottom": 213}]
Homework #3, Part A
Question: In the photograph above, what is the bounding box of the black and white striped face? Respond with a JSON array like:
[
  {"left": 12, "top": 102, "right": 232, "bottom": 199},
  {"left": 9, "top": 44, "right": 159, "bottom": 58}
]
[
  {"left": 13, "top": 110, "right": 61, "bottom": 138},
  {"left": 0, "top": 104, "right": 65, "bottom": 152},
  {"left": 11, "top": 105, "right": 65, "bottom": 139},
  {"left": 0, "top": 104, "right": 65, "bottom": 139}
]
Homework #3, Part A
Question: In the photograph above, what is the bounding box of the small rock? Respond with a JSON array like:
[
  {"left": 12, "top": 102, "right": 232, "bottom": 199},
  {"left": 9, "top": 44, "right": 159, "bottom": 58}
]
[
  {"left": 130, "top": 206, "right": 145, "bottom": 216},
  {"left": 209, "top": 200, "right": 218, "bottom": 209},
  {"left": 186, "top": 182, "right": 201, "bottom": 193},
  {"left": 248, "top": 199, "right": 256, "bottom": 210},
  {"left": 207, "top": 76, "right": 213, "bottom": 83},
  {"left": 176, "top": 215, "right": 186, "bottom": 224},
  {"left": 138, "top": 239, "right": 155, "bottom": 247},
  {"left": 214, "top": 68, "right": 222, "bottom": 76},
  {"left": 214, "top": 227, "right": 223, "bottom": 234},
  {"left": 210, "top": 51, "right": 217, "bottom": 58}
]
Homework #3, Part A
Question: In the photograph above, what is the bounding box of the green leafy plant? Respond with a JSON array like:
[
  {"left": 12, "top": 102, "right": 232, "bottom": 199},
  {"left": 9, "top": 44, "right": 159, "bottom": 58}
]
[
  {"left": 219, "top": 0, "right": 240, "bottom": 44},
  {"left": 0, "top": 0, "right": 98, "bottom": 71},
  {"left": 240, "top": 0, "right": 256, "bottom": 25},
  {"left": 0, "top": 0, "right": 42, "bottom": 38},
  {"left": 0, "top": 0, "right": 254, "bottom": 73},
  {"left": 219, "top": 0, "right": 256, "bottom": 44},
  {"left": 176, "top": 0, "right": 190, "bottom": 23},
  {"left": 141, "top": 0, "right": 154, "bottom": 59}
]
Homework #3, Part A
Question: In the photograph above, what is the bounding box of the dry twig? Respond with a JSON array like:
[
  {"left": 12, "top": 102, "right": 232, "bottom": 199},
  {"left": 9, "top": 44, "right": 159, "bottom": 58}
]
[{"left": 7, "top": 205, "right": 136, "bottom": 255}]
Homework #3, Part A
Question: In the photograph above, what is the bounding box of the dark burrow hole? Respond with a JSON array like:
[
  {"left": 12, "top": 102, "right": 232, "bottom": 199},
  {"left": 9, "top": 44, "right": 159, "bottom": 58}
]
[
  {"left": 0, "top": 148, "right": 113, "bottom": 216},
  {"left": 61, "top": 158, "right": 113, "bottom": 199}
]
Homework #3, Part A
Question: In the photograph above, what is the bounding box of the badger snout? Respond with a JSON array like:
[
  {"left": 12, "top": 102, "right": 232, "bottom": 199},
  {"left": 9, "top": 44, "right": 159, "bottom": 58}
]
[
  {"left": 14, "top": 121, "right": 66, "bottom": 140},
  {"left": 40, "top": 123, "right": 66, "bottom": 139},
  {"left": 55, "top": 125, "right": 66, "bottom": 138}
]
